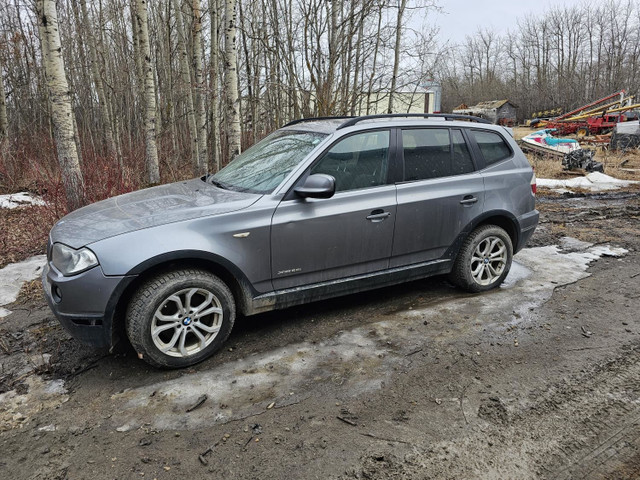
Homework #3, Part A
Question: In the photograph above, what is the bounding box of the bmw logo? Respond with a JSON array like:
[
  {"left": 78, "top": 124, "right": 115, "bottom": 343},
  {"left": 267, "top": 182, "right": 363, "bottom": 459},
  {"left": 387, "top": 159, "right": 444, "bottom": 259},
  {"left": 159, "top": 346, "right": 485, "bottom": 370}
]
[{"left": 183, "top": 317, "right": 192, "bottom": 326}]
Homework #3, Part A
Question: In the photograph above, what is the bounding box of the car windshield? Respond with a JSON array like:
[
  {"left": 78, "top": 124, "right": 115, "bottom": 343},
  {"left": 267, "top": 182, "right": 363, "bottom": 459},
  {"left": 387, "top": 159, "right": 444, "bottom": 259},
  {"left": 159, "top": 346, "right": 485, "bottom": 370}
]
[{"left": 208, "top": 130, "right": 328, "bottom": 193}]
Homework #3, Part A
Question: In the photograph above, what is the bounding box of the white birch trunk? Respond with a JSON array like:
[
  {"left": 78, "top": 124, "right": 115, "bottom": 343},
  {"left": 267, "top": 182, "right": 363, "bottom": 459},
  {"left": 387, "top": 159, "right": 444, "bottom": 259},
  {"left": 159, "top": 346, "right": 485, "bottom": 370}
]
[
  {"left": 134, "top": 0, "right": 160, "bottom": 184},
  {"left": 192, "top": 0, "right": 208, "bottom": 174},
  {"left": 224, "top": 0, "right": 241, "bottom": 161},
  {"left": 36, "top": 0, "right": 86, "bottom": 210},
  {"left": 209, "top": 0, "right": 221, "bottom": 171},
  {"left": 0, "top": 58, "right": 8, "bottom": 142}
]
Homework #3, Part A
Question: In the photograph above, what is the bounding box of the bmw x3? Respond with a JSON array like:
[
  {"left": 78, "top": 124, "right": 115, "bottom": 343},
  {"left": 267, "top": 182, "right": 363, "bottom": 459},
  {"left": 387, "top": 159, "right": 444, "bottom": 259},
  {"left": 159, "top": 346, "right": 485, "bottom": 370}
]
[{"left": 43, "top": 114, "right": 539, "bottom": 368}]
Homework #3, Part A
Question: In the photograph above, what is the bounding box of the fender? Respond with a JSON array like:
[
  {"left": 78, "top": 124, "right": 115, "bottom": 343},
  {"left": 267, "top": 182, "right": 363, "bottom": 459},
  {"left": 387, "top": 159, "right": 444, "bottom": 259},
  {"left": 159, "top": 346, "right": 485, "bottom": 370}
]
[
  {"left": 443, "top": 209, "right": 520, "bottom": 261},
  {"left": 125, "top": 249, "right": 261, "bottom": 314}
]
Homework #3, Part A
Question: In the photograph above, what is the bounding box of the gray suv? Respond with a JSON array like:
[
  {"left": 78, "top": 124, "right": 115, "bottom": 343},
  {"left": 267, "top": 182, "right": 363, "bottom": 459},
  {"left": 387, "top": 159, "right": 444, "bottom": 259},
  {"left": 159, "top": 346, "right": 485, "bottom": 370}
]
[{"left": 43, "top": 114, "right": 538, "bottom": 368}]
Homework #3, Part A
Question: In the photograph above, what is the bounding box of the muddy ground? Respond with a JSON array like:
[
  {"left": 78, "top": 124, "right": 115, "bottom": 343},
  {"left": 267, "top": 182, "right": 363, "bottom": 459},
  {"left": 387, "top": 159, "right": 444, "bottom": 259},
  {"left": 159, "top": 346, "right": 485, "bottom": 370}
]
[{"left": 1, "top": 189, "right": 639, "bottom": 480}]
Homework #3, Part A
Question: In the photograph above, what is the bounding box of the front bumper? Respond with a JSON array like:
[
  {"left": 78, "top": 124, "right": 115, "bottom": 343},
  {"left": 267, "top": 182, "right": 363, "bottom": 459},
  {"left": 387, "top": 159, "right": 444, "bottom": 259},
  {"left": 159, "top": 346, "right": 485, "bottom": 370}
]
[{"left": 42, "top": 262, "right": 132, "bottom": 348}]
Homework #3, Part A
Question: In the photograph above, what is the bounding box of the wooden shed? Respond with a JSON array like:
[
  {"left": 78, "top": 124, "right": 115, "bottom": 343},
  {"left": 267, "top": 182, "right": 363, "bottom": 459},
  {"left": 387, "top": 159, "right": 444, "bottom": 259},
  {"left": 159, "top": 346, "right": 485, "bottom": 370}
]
[{"left": 452, "top": 100, "right": 517, "bottom": 126}]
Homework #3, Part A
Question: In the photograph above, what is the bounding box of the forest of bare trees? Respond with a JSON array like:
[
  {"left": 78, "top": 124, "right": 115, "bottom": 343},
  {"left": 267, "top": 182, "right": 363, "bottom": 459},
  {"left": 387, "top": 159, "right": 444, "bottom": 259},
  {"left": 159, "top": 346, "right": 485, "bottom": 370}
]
[
  {"left": 0, "top": 0, "right": 639, "bottom": 209},
  {"left": 440, "top": 1, "right": 640, "bottom": 116}
]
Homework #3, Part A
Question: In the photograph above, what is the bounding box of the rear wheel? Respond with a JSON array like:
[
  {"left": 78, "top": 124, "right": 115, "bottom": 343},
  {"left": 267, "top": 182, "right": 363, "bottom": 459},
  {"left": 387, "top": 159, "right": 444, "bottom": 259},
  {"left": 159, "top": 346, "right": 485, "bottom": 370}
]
[
  {"left": 126, "top": 269, "right": 235, "bottom": 368},
  {"left": 450, "top": 225, "right": 513, "bottom": 293}
]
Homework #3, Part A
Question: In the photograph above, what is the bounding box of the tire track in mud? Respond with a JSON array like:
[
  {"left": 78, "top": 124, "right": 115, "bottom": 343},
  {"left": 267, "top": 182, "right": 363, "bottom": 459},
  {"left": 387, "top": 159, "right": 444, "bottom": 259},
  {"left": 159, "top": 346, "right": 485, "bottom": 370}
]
[
  {"left": 531, "top": 347, "right": 640, "bottom": 479},
  {"left": 340, "top": 344, "right": 640, "bottom": 480}
]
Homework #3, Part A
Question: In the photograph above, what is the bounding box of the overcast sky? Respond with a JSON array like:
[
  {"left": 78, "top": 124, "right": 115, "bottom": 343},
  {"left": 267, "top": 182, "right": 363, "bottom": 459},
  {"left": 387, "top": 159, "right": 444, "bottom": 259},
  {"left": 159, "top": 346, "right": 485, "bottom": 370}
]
[{"left": 431, "top": 0, "right": 588, "bottom": 44}]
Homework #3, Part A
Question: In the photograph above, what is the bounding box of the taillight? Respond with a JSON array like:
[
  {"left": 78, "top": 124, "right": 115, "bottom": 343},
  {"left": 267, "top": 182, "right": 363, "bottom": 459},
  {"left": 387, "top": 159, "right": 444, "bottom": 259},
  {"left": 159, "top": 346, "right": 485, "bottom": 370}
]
[{"left": 530, "top": 167, "right": 537, "bottom": 195}]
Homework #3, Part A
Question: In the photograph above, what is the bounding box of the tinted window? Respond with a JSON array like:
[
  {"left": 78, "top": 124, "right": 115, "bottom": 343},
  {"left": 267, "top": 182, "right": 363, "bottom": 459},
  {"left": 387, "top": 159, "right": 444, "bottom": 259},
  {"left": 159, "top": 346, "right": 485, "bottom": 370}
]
[
  {"left": 311, "top": 131, "right": 390, "bottom": 192},
  {"left": 402, "top": 129, "right": 451, "bottom": 180},
  {"left": 451, "top": 130, "right": 474, "bottom": 175},
  {"left": 471, "top": 130, "right": 512, "bottom": 165}
]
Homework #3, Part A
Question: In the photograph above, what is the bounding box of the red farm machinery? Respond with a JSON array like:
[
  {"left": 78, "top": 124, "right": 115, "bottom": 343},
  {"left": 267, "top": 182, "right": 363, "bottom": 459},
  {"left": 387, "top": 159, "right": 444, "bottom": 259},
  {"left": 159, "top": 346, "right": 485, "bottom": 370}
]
[{"left": 538, "top": 90, "right": 640, "bottom": 137}]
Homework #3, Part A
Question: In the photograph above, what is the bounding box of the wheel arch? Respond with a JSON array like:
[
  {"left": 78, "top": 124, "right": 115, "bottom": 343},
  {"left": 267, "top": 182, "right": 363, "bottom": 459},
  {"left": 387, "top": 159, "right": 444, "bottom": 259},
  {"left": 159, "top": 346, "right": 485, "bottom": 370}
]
[
  {"left": 444, "top": 210, "right": 519, "bottom": 265},
  {"left": 475, "top": 213, "right": 518, "bottom": 249},
  {"left": 108, "top": 251, "right": 257, "bottom": 347}
]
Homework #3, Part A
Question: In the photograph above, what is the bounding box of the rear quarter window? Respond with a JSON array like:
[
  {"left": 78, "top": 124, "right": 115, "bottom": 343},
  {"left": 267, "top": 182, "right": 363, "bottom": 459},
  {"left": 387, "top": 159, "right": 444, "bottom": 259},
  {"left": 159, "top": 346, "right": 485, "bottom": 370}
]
[{"left": 471, "top": 130, "right": 512, "bottom": 165}]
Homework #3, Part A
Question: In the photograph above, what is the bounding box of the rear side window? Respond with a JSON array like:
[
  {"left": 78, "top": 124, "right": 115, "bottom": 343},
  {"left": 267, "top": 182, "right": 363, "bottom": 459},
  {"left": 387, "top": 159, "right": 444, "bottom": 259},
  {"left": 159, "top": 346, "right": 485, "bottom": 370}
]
[
  {"left": 471, "top": 130, "right": 512, "bottom": 165},
  {"left": 451, "top": 130, "right": 474, "bottom": 175},
  {"left": 402, "top": 128, "right": 474, "bottom": 181}
]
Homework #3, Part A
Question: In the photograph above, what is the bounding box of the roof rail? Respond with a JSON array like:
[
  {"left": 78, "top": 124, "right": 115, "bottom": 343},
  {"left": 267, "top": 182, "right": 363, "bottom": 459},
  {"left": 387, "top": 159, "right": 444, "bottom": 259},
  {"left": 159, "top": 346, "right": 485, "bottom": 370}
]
[
  {"left": 283, "top": 116, "right": 354, "bottom": 127},
  {"left": 337, "top": 113, "right": 491, "bottom": 129}
]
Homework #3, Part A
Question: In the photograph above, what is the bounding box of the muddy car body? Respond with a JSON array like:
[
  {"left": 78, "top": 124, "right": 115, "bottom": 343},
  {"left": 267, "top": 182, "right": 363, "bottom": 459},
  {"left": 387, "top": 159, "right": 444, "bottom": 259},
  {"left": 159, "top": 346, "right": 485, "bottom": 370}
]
[{"left": 43, "top": 114, "right": 538, "bottom": 367}]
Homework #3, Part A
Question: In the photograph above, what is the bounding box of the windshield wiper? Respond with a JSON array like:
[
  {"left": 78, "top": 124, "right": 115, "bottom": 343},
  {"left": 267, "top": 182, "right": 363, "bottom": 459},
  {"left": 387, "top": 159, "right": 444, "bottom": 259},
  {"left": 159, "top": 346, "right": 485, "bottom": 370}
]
[{"left": 207, "top": 176, "right": 227, "bottom": 190}]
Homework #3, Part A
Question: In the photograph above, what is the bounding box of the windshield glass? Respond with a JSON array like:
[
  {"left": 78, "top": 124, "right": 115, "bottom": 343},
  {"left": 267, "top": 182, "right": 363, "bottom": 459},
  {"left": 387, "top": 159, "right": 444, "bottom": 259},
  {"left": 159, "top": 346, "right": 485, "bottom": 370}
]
[{"left": 209, "top": 130, "right": 327, "bottom": 193}]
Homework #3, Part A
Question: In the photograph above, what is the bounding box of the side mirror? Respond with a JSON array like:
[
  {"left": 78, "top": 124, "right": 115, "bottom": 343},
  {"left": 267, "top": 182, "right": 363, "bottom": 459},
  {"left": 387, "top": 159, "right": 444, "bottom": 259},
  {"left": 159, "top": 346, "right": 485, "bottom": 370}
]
[{"left": 294, "top": 174, "right": 336, "bottom": 199}]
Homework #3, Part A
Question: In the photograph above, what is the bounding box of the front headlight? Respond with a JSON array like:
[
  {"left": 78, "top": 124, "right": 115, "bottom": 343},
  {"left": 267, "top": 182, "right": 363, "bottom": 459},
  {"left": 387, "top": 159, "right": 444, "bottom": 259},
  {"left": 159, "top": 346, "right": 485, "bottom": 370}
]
[{"left": 51, "top": 243, "right": 99, "bottom": 276}]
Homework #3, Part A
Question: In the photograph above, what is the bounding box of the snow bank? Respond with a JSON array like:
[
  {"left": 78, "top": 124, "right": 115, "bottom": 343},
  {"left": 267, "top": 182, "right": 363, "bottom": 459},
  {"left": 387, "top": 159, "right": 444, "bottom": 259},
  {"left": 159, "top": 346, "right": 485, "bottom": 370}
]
[
  {"left": 537, "top": 172, "right": 638, "bottom": 192},
  {"left": 0, "top": 192, "right": 46, "bottom": 209},
  {"left": 0, "top": 255, "right": 47, "bottom": 318}
]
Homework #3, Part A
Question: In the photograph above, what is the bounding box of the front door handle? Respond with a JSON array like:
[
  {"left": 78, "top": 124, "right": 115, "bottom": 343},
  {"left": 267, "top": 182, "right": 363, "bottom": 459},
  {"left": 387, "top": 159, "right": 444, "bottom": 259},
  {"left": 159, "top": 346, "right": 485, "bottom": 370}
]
[
  {"left": 460, "top": 195, "right": 478, "bottom": 205},
  {"left": 366, "top": 209, "right": 391, "bottom": 222}
]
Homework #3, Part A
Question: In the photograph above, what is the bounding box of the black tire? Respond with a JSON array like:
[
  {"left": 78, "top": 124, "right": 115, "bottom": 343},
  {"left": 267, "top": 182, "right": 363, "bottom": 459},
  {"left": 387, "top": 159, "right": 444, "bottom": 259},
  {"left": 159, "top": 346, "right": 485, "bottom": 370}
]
[
  {"left": 449, "top": 225, "right": 513, "bottom": 293},
  {"left": 126, "top": 269, "right": 235, "bottom": 368}
]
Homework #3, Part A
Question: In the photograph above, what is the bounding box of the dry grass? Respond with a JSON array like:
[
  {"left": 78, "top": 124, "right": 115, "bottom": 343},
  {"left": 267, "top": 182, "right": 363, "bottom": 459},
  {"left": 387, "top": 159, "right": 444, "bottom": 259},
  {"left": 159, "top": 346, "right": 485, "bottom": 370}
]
[
  {"left": 14, "top": 278, "right": 45, "bottom": 307},
  {"left": 512, "top": 126, "right": 533, "bottom": 141},
  {"left": 526, "top": 155, "right": 567, "bottom": 178}
]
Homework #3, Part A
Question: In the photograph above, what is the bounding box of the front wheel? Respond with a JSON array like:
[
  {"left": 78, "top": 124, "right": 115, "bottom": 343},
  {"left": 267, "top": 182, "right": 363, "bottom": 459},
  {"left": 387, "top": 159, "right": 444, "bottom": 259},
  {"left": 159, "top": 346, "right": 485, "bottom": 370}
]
[
  {"left": 449, "top": 225, "right": 513, "bottom": 293},
  {"left": 126, "top": 269, "right": 235, "bottom": 368}
]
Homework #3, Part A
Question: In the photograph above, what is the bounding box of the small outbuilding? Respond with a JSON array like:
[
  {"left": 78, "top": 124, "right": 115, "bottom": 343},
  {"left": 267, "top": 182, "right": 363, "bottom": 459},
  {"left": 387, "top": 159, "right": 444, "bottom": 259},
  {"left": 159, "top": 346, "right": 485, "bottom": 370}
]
[{"left": 452, "top": 100, "right": 517, "bottom": 126}]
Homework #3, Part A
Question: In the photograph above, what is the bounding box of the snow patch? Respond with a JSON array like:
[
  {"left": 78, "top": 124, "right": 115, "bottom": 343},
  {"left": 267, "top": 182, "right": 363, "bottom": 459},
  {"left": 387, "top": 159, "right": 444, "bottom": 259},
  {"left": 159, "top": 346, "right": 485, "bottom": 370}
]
[
  {"left": 0, "top": 255, "right": 47, "bottom": 318},
  {"left": 0, "top": 192, "right": 46, "bottom": 209},
  {"left": 112, "top": 328, "right": 388, "bottom": 431},
  {"left": 0, "top": 376, "right": 68, "bottom": 431},
  {"left": 559, "top": 236, "right": 593, "bottom": 252},
  {"left": 537, "top": 172, "right": 638, "bottom": 192}
]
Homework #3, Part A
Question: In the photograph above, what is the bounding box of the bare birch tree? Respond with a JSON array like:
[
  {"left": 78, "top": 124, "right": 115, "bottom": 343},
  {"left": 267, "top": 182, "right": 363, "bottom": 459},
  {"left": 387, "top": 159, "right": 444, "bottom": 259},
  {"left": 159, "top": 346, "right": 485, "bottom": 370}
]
[
  {"left": 134, "top": 0, "right": 160, "bottom": 184},
  {"left": 36, "top": 0, "right": 85, "bottom": 210},
  {"left": 209, "top": 0, "right": 221, "bottom": 170},
  {"left": 224, "top": 0, "right": 241, "bottom": 160},
  {"left": 0, "top": 57, "right": 7, "bottom": 143},
  {"left": 191, "top": 0, "right": 208, "bottom": 174}
]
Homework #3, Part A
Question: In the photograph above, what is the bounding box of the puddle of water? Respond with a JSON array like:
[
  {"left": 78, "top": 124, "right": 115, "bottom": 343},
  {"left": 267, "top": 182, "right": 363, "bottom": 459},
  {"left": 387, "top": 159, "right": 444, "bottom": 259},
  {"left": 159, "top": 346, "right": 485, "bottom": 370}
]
[{"left": 501, "top": 261, "right": 532, "bottom": 289}]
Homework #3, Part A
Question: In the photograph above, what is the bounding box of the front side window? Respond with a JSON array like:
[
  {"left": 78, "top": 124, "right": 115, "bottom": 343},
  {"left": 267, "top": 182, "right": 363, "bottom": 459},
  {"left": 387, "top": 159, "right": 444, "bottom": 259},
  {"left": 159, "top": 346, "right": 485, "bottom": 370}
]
[
  {"left": 310, "top": 130, "right": 390, "bottom": 192},
  {"left": 471, "top": 130, "right": 512, "bottom": 165},
  {"left": 210, "top": 130, "right": 327, "bottom": 193}
]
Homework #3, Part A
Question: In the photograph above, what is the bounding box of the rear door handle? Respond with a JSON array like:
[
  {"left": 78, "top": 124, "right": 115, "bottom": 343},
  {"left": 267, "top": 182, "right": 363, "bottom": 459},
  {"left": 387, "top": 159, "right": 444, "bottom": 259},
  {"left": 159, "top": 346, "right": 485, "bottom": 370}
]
[
  {"left": 460, "top": 195, "right": 478, "bottom": 205},
  {"left": 366, "top": 209, "right": 391, "bottom": 222}
]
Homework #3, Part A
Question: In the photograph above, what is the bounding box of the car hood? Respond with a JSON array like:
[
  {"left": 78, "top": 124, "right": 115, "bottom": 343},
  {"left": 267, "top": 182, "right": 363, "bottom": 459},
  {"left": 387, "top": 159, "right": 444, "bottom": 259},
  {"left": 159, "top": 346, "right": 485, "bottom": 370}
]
[{"left": 50, "top": 178, "right": 261, "bottom": 248}]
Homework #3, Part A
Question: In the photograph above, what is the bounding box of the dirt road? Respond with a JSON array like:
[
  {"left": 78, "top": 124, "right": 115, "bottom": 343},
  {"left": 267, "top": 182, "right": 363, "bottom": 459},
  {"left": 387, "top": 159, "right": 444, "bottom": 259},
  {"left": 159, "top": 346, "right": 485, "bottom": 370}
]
[{"left": 1, "top": 190, "right": 639, "bottom": 479}]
